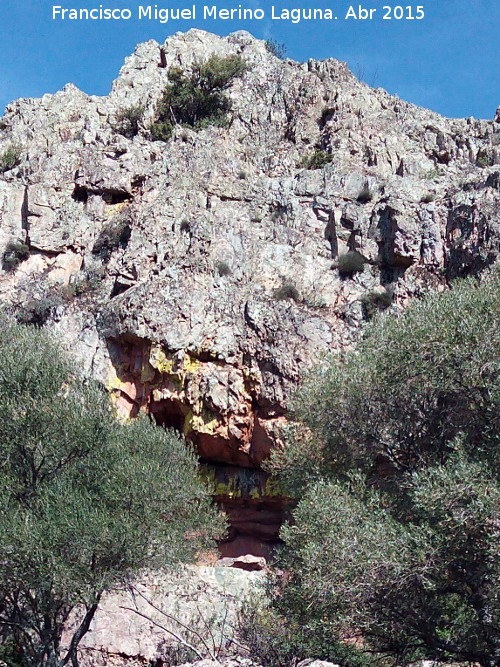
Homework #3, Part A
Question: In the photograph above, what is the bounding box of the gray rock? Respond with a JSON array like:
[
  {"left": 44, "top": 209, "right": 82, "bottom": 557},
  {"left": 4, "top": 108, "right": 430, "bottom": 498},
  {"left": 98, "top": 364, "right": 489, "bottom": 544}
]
[{"left": 63, "top": 566, "right": 264, "bottom": 667}]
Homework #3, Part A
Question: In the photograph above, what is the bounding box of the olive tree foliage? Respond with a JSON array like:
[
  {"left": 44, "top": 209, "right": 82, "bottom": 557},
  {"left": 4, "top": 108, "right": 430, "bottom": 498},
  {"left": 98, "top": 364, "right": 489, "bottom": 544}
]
[
  {"left": 237, "top": 596, "right": 372, "bottom": 667},
  {"left": 272, "top": 274, "right": 500, "bottom": 666},
  {"left": 0, "top": 319, "right": 224, "bottom": 667}
]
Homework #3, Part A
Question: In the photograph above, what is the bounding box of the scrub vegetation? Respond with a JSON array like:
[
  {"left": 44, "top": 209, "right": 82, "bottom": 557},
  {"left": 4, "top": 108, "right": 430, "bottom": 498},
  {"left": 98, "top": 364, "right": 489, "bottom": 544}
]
[
  {"left": 265, "top": 271, "right": 500, "bottom": 667},
  {"left": 0, "top": 320, "right": 223, "bottom": 667},
  {"left": 150, "top": 55, "right": 249, "bottom": 141}
]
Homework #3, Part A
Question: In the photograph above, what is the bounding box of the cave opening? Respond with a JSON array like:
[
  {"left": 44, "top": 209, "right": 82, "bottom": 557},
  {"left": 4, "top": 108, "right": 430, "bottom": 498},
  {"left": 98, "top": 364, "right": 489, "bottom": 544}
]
[
  {"left": 107, "top": 337, "right": 290, "bottom": 562},
  {"left": 149, "top": 398, "right": 186, "bottom": 433},
  {"left": 72, "top": 185, "right": 88, "bottom": 203},
  {"left": 102, "top": 190, "right": 133, "bottom": 205}
]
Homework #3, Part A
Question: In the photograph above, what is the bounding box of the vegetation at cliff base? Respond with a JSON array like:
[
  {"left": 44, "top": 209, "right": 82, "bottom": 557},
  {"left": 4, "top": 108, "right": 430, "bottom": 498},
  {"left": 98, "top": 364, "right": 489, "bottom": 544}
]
[
  {"left": 0, "top": 319, "right": 223, "bottom": 667},
  {"left": 238, "top": 599, "right": 370, "bottom": 667},
  {"left": 269, "top": 272, "right": 500, "bottom": 666},
  {"left": 150, "top": 54, "right": 248, "bottom": 141}
]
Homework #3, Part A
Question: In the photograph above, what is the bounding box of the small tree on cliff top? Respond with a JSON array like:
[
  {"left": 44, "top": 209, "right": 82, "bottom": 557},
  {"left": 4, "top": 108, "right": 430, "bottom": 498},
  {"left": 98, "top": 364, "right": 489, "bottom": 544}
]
[
  {"left": 150, "top": 54, "right": 248, "bottom": 141},
  {"left": 0, "top": 318, "right": 224, "bottom": 667},
  {"left": 272, "top": 272, "right": 500, "bottom": 666}
]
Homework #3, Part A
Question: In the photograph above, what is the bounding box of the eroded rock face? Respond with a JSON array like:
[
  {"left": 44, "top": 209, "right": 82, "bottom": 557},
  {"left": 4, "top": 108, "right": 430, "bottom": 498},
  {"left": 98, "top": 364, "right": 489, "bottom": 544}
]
[
  {"left": 1, "top": 29, "right": 499, "bottom": 555},
  {"left": 64, "top": 567, "right": 264, "bottom": 667},
  {"left": 106, "top": 336, "right": 286, "bottom": 468}
]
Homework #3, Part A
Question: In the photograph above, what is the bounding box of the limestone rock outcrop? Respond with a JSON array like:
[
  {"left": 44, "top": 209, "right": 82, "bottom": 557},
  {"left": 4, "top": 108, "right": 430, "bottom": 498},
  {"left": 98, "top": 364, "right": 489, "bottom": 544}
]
[
  {"left": 1, "top": 29, "right": 499, "bottom": 555},
  {"left": 63, "top": 566, "right": 264, "bottom": 667}
]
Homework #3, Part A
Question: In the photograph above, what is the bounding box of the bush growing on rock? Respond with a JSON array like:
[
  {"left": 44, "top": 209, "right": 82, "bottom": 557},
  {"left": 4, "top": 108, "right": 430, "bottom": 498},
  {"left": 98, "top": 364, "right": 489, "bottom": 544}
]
[
  {"left": 215, "top": 260, "right": 232, "bottom": 277},
  {"left": 297, "top": 149, "right": 333, "bottom": 170},
  {"left": 150, "top": 55, "right": 249, "bottom": 140},
  {"left": 0, "top": 143, "right": 22, "bottom": 173},
  {"left": 271, "top": 272, "right": 500, "bottom": 666},
  {"left": 264, "top": 40, "right": 287, "bottom": 59},
  {"left": 14, "top": 291, "right": 67, "bottom": 326},
  {"left": 150, "top": 120, "right": 176, "bottom": 142},
  {"left": 0, "top": 319, "right": 223, "bottom": 667},
  {"left": 2, "top": 240, "right": 30, "bottom": 272},
  {"left": 273, "top": 283, "right": 300, "bottom": 302},
  {"left": 92, "top": 216, "right": 131, "bottom": 262},
  {"left": 336, "top": 251, "right": 365, "bottom": 277},
  {"left": 113, "top": 105, "right": 144, "bottom": 138},
  {"left": 477, "top": 152, "right": 494, "bottom": 168},
  {"left": 69, "top": 260, "right": 107, "bottom": 296},
  {"left": 5, "top": 273, "right": 104, "bottom": 327},
  {"left": 421, "top": 167, "right": 442, "bottom": 180},
  {"left": 360, "top": 286, "right": 393, "bottom": 320}
]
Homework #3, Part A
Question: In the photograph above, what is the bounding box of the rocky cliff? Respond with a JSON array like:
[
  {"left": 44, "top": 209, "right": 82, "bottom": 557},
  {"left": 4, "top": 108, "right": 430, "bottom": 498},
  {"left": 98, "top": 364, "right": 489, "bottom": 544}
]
[{"left": 1, "top": 29, "right": 499, "bottom": 557}]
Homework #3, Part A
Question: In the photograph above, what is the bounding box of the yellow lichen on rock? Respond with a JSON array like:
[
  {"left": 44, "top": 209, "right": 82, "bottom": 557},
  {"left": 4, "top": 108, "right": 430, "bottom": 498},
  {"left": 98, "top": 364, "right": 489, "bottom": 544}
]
[
  {"left": 200, "top": 466, "right": 286, "bottom": 500},
  {"left": 182, "top": 354, "right": 201, "bottom": 374},
  {"left": 183, "top": 408, "right": 194, "bottom": 436},
  {"left": 149, "top": 344, "right": 201, "bottom": 380},
  {"left": 107, "top": 365, "right": 128, "bottom": 392},
  {"left": 185, "top": 407, "right": 221, "bottom": 436},
  {"left": 140, "top": 354, "right": 156, "bottom": 384},
  {"left": 200, "top": 467, "right": 241, "bottom": 499},
  {"left": 104, "top": 201, "right": 129, "bottom": 217},
  {"left": 149, "top": 344, "right": 175, "bottom": 375},
  {"left": 249, "top": 475, "right": 284, "bottom": 499}
]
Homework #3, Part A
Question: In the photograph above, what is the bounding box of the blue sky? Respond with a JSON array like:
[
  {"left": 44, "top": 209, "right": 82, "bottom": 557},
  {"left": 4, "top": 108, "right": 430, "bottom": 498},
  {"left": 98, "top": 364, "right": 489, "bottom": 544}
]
[{"left": 0, "top": 0, "right": 499, "bottom": 119}]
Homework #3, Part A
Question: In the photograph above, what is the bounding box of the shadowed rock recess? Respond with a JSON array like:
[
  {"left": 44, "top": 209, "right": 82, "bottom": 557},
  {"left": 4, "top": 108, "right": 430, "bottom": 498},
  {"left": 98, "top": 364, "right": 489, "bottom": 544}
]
[{"left": 1, "top": 29, "right": 499, "bottom": 558}]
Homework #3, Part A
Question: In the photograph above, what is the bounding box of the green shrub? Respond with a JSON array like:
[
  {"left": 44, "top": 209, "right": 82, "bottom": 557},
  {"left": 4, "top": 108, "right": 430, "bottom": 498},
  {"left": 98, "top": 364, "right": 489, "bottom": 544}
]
[
  {"left": 194, "top": 115, "right": 230, "bottom": 130},
  {"left": 0, "top": 144, "right": 22, "bottom": 173},
  {"left": 0, "top": 319, "right": 223, "bottom": 666},
  {"left": 297, "top": 149, "right": 333, "bottom": 170},
  {"left": 265, "top": 40, "right": 287, "bottom": 59},
  {"left": 302, "top": 292, "right": 328, "bottom": 309},
  {"left": 356, "top": 183, "right": 373, "bottom": 204},
  {"left": 336, "top": 251, "right": 365, "bottom": 277},
  {"left": 113, "top": 105, "right": 144, "bottom": 138},
  {"left": 70, "top": 263, "right": 106, "bottom": 296},
  {"left": 15, "top": 292, "right": 67, "bottom": 326},
  {"left": 420, "top": 192, "right": 435, "bottom": 203},
  {"left": 150, "top": 55, "right": 249, "bottom": 140},
  {"left": 274, "top": 273, "right": 500, "bottom": 666},
  {"left": 360, "top": 287, "right": 393, "bottom": 320},
  {"left": 273, "top": 283, "right": 300, "bottom": 301},
  {"left": 8, "top": 271, "right": 105, "bottom": 327},
  {"left": 238, "top": 600, "right": 373, "bottom": 667},
  {"left": 2, "top": 240, "right": 30, "bottom": 272},
  {"left": 150, "top": 121, "right": 174, "bottom": 142},
  {"left": 421, "top": 167, "right": 442, "bottom": 180},
  {"left": 476, "top": 152, "right": 493, "bottom": 168},
  {"left": 215, "top": 260, "right": 232, "bottom": 277},
  {"left": 92, "top": 217, "right": 131, "bottom": 262},
  {"left": 0, "top": 637, "right": 25, "bottom": 667}
]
